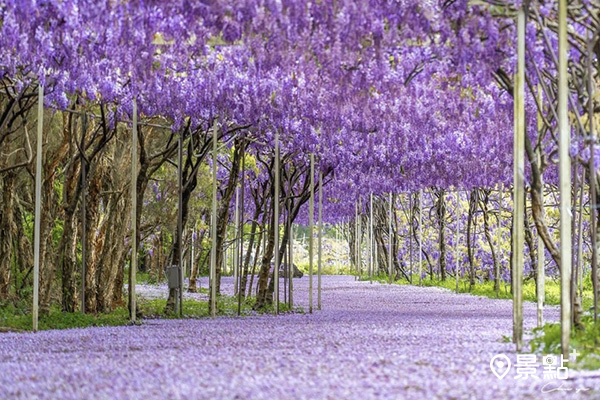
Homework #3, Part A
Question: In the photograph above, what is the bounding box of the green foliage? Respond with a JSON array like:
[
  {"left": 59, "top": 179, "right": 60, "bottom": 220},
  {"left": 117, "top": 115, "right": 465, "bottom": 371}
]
[
  {"left": 139, "top": 294, "right": 300, "bottom": 319},
  {"left": 135, "top": 271, "right": 152, "bottom": 284},
  {"left": 296, "top": 261, "right": 356, "bottom": 276},
  {"left": 531, "top": 316, "right": 600, "bottom": 370},
  {"left": 0, "top": 304, "right": 130, "bottom": 331},
  {"left": 359, "top": 272, "right": 587, "bottom": 309},
  {"left": 0, "top": 290, "right": 303, "bottom": 331}
]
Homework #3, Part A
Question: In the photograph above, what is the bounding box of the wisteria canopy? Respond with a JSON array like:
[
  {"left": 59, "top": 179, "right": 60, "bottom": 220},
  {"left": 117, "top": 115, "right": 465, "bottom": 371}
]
[{"left": 0, "top": 0, "right": 527, "bottom": 213}]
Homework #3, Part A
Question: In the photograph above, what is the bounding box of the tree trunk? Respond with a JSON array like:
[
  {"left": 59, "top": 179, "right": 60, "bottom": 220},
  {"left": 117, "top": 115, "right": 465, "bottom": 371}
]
[
  {"left": 206, "top": 139, "right": 244, "bottom": 312},
  {"left": 240, "top": 210, "right": 260, "bottom": 298},
  {"left": 466, "top": 189, "right": 477, "bottom": 288},
  {"left": 0, "top": 171, "right": 16, "bottom": 298},
  {"left": 435, "top": 189, "right": 447, "bottom": 281},
  {"left": 480, "top": 190, "right": 498, "bottom": 289}
]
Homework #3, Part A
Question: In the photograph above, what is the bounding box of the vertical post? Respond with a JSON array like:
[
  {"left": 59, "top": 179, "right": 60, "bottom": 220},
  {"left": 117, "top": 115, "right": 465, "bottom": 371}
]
[
  {"left": 455, "top": 191, "right": 460, "bottom": 294},
  {"left": 177, "top": 128, "right": 183, "bottom": 317},
  {"left": 237, "top": 143, "right": 245, "bottom": 316},
  {"left": 233, "top": 186, "right": 239, "bottom": 295},
  {"left": 558, "top": 0, "right": 571, "bottom": 358},
  {"left": 130, "top": 99, "right": 138, "bottom": 323},
  {"left": 388, "top": 192, "right": 393, "bottom": 284},
  {"left": 536, "top": 85, "right": 545, "bottom": 328},
  {"left": 355, "top": 202, "right": 359, "bottom": 279},
  {"left": 369, "top": 192, "right": 374, "bottom": 283},
  {"left": 418, "top": 190, "right": 423, "bottom": 286},
  {"left": 191, "top": 228, "right": 195, "bottom": 288},
  {"left": 274, "top": 131, "right": 280, "bottom": 315},
  {"left": 409, "top": 194, "right": 413, "bottom": 282},
  {"left": 309, "top": 154, "right": 314, "bottom": 313},
  {"left": 358, "top": 198, "right": 362, "bottom": 277},
  {"left": 513, "top": 4, "right": 526, "bottom": 351},
  {"left": 318, "top": 170, "right": 323, "bottom": 310},
  {"left": 496, "top": 190, "right": 502, "bottom": 298},
  {"left": 346, "top": 219, "right": 350, "bottom": 272},
  {"left": 210, "top": 120, "right": 218, "bottom": 318},
  {"left": 80, "top": 113, "right": 87, "bottom": 314},
  {"left": 32, "top": 85, "right": 44, "bottom": 332},
  {"left": 289, "top": 221, "right": 294, "bottom": 308}
]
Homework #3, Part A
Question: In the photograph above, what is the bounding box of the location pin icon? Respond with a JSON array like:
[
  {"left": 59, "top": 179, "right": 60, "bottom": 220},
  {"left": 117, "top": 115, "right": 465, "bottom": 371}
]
[{"left": 490, "top": 354, "right": 511, "bottom": 379}]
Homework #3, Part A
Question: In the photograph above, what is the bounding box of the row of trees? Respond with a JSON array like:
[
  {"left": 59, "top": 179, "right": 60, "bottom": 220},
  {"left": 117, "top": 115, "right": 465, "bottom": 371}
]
[{"left": 0, "top": 1, "right": 599, "bottom": 357}]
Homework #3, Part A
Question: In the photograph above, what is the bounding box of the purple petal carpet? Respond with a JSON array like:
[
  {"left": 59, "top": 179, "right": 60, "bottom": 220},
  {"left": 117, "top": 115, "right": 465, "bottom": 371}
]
[{"left": 1, "top": 276, "right": 598, "bottom": 399}]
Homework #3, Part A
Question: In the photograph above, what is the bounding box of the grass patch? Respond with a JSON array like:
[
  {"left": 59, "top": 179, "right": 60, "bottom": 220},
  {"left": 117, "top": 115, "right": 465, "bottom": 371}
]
[
  {"left": 531, "top": 316, "right": 600, "bottom": 370},
  {"left": 296, "top": 262, "right": 356, "bottom": 276},
  {"left": 0, "top": 304, "right": 131, "bottom": 332},
  {"left": 0, "top": 291, "right": 302, "bottom": 332},
  {"left": 361, "top": 272, "right": 592, "bottom": 309}
]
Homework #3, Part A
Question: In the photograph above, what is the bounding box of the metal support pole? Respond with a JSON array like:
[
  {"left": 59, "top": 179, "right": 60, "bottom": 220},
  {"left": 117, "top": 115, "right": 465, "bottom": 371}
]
[
  {"left": 191, "top": 228, "right": 195, "bottom": 287},
  {"left": 80, "top": 113, "right": 87, "bottom": 313},
  {"left": 177, "top": 129, "right": 183, "bottom": 317},
  {"left": 512, "top": 5, "right": 526, "bottom": 351},
  {"left": 210, "top": 121, "right": 218, "bottom": 318},
  {"left": 358, "top": 198, "right": 362, "bottom": 278},
  {"left": 346, "top": 219, "right": 350, "bottom": 270},
  {"left": 369, "top": 192, "right": 374, "bottom": 283},
  {"left": 496, "top": 191, "right": 502, "bottom": 298},
  {"left": 388, "top": 193, "right": 393, "bottom": 284},
  {"left": 233, "top": 186, "right": 240, "bottom": 295},
  {"left": 558, "top": 0, "right": 572, "bottom": 358},
  {"left": 418, "top": 190, "right": 423, "bottom": 286},
  {"left": 355, "top": 202, "right": 359, "bottom": 279},
  {"left": 309, "top": 154, "right": 314, "bottom": 313},
  {"left": 289, "top": 220, "right": 294, "bottom": 308},
  {"left": 237, "top": 144, "right": 245, "bottom": 316},
  {"left": 318, "top": 170, "right": 323, "bottom": 310},
  {"left": 130, "top": 99, "right": 138, "bottom": 323},
  {"left": 455, "top": 191, "right": 461, "bottom": 294},
  {"left": 409, "top": 194, "right": 413, "bottom": 281},
  {"left": 274, "top": 131, "right": 280, "bottom": 315},
  {"left": 32, "top": 85, "right": 43, "bottom": 332}
]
